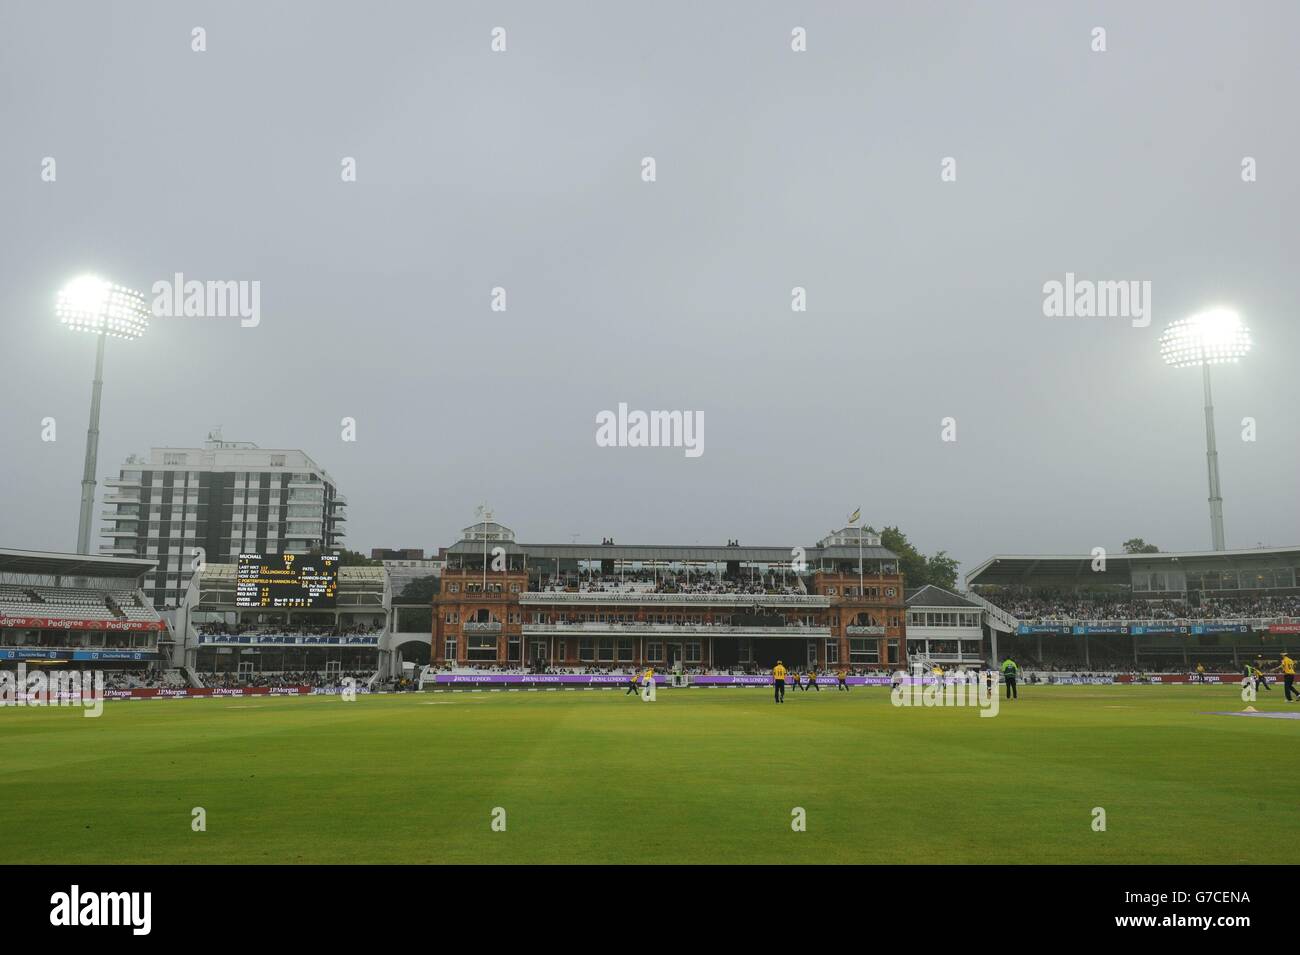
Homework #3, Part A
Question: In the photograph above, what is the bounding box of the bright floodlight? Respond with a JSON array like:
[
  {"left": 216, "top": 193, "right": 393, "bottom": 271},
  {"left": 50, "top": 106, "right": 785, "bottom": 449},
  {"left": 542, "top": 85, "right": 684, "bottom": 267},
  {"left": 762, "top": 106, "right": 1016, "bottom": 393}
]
[
  {"left": 1158, "top": 308, "right": 1252, "bottom": 368},
  {"left": 56, "top": 274, "right": 150, "bottom": 340},
  {"left": 1159, "top": 307, "right": 1251, "bottom": 552},
  {"left": 57, "top": 273, "right": 151, "bottom": 555}
]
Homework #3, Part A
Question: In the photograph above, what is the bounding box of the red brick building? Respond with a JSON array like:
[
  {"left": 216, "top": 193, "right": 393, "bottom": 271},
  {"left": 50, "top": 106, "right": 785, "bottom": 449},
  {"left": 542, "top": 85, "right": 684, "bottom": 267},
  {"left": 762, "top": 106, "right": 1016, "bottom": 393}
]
[{"left": 431, "top": 521, "right": 905, "bottom": 671}]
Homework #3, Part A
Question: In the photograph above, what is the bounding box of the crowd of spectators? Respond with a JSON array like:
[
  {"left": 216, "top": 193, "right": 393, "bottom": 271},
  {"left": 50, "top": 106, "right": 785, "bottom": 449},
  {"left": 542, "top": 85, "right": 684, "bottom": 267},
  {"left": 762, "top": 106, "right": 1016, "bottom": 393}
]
[
  {"left": 444, "top": 661, "right": 1257, "bottom": 678},
  {"left": 995, "top": 651, "right": 1250, "bottom": 676},
  {"left": 199, "top": 670, "right": 370, "bottom": 689},
  {"left": 197, "top": 622, "right": 383, "bottom": 637},
  {"left": 980, "top": 588, "right": 1300, "bottom": 622},
  {"left": 102, "top": 669, "right": 186, "bottom": 689},
  {"left": 543, "top": 570, "right": 806, "bottom": 597},
  {"left": 537, "top": 611, "right": 818, "bottom": 629},
  {"left": 1194, "top": 596, "right": 1300, "bottom": 618},
  {"left": 426, "top": 662, "right": 894, "bottom": 677}
]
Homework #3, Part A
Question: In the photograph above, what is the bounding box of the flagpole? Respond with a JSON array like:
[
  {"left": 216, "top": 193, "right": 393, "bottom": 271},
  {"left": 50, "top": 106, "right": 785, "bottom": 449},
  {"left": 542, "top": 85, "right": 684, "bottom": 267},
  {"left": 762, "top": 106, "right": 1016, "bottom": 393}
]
[
  {"left": 478, "top": 504, "right": 489, "bottom": 594},
  {"left": 851, "top": 509, "right": 863, "bottom": 597},
  {"left": 858, "top": 528, "right": 863, "bottom": 597}
]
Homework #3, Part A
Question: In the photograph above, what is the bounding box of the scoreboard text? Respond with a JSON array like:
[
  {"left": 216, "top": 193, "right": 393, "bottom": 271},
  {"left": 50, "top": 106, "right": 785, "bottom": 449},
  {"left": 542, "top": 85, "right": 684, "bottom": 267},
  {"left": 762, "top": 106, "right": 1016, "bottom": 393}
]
[{"left": 236, "top": 554, "right": 339, "bottom": 608}]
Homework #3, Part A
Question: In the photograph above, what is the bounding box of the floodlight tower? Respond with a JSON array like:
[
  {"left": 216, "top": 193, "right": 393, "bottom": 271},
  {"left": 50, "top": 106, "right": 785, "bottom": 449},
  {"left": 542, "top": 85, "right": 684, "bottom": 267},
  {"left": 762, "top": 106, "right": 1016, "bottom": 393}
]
[
  {"left": 1158, "top": 308, "right": 1252, "bottom": 551},
  {"left": 56, "top": 276, "right": 151, "bottom": 554}
]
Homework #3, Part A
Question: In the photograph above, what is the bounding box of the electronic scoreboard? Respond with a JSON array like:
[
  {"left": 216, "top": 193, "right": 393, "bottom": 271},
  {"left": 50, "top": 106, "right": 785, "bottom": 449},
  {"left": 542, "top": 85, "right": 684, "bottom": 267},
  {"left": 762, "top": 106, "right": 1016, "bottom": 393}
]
[{"left": 236, "top": 553, "right": 339, "bottom": 608}]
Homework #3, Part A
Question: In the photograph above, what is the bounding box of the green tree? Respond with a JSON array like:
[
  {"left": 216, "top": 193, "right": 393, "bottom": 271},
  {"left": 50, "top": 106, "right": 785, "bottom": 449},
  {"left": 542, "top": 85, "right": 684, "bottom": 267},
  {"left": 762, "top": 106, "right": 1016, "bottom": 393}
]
[
  {"left": 926, "top": 551, "right": 960, "bottom": 590},
  {"left": 866, "top": 526, "right": 960, "bottom": 590},
  {"left": 1122, "top": 538, "right": 1160, "bottom": 554},
  {"left": 394, "top": 575, "right": 436, "bottom": 604}
]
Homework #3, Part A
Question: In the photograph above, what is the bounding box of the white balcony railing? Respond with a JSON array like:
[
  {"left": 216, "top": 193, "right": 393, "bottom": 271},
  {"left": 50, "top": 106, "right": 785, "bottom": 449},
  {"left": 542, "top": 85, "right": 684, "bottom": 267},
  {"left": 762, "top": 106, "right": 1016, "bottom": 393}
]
[
  {"left": 1013, "top": 615, "right": 1300, "bottom": 628},
  {"left": 519, "top": 591, "right": 829, "bottom": 607},
  {"left": 522, "top": 622, "right": 832, "bottom": 638}
]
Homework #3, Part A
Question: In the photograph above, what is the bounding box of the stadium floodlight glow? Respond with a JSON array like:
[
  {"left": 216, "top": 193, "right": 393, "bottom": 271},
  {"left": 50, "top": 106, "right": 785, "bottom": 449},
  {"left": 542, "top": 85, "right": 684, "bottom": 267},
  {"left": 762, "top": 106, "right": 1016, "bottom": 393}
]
[
  {"left": 56, "top": 275, "right": 151, "bottom": 340},
  {"left": 57, "top": 274, "right": 151, "bottom": 555},
  {"left": 1158, "top": 308, "right": 1252, "bottom": 368},
  {"left": 1158, "top": 308, "right": 1252, "bottom": 552}
]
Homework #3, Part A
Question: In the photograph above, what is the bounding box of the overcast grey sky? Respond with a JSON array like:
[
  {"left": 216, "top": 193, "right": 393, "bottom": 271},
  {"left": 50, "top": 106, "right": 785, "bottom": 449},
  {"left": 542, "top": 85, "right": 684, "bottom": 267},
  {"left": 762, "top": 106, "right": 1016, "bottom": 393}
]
[{"left": 1, "top": 1, "right": 1297, "bottom": 575}]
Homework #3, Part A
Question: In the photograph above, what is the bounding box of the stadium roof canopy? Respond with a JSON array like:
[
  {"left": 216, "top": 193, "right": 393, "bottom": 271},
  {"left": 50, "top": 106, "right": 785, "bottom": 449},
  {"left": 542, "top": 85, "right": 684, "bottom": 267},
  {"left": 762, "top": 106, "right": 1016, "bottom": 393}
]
[
  {"left": 0, "top": 547, "right": 156, "bottom": 579},
  {"left": 966, "top": 545, "right": 1300, "bottom": 588},
  {"left": 444, "top": 541, "right": 898, "bottom": 563}
]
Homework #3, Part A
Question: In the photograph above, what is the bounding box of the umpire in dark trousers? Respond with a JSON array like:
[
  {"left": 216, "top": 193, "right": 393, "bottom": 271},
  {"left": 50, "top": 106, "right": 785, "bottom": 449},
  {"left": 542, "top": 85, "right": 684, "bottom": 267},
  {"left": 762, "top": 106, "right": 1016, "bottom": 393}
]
[{"left": 1001, "top": 657, "right": 1020, "bottom": 699}]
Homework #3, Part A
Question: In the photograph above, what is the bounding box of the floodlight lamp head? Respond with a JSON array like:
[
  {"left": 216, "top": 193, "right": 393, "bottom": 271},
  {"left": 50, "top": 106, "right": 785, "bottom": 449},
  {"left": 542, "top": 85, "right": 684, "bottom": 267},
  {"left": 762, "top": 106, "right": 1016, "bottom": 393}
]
[
  {"left": 1158, "top": 308, "right": 1251, "bottom": 368},
  {"left": 56, "top": 274, "right": 150, "bottom": 340}
]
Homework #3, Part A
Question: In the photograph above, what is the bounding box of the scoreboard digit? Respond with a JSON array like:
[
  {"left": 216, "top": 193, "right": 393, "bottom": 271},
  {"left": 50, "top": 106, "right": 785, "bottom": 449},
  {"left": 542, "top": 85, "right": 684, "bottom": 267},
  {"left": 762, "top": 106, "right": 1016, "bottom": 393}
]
[{"left": 236, "top": 553, "right": 339, "bottom": 608}]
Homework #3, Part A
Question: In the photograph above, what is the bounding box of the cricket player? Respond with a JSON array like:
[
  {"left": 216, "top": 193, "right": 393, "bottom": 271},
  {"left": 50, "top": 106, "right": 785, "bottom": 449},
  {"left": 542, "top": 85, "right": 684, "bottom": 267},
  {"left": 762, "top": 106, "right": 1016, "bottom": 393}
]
[
  {"left": 772, "top": 660, "right": 786, "bottom": 704},
  {"left": 806, "top": 667, "right": 819, "bottom": 691},
  {"left": 1001, "top": 657, "right": 1020, "bottom": 699},
  {"left": 642, "top": 666, "right": 656, "bottom": 701},
  {"left": 1279, "top": 652, "right": 1299, "bottom": 702},
  {"left": 625, "top": 669, "right": 641, "bottom": 696},
  {"left": 1254, "top": 656, "right": 1271, "bottom": 692},
  {"left": 837, "top": 668, "right": 849, "bottom": 692},
  {"left": 1244, "top": 661, "right": 1267, "bottom": 693}
]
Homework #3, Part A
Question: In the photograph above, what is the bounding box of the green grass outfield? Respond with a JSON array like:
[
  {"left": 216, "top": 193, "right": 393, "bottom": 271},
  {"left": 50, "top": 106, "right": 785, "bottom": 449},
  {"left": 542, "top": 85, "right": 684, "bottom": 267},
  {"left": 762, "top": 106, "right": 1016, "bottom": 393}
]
[{"left": 1, "top": 683, "right": 1297, "bottom": 864}]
